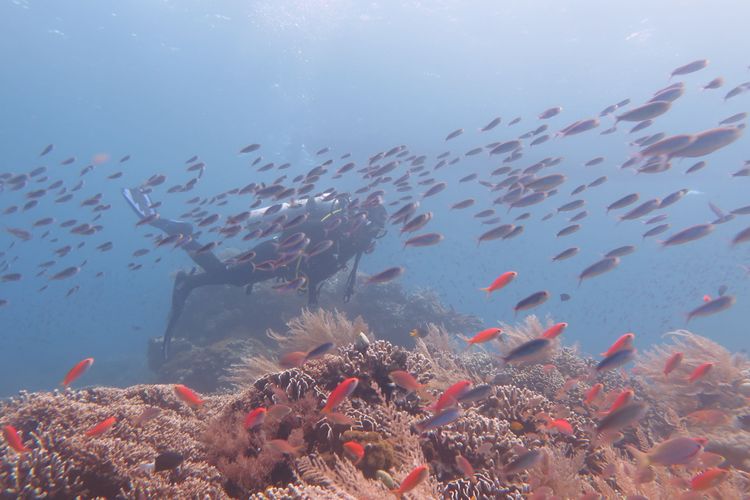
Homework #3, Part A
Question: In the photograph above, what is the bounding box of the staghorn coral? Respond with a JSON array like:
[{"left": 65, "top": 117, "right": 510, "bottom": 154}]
[
  {"left": 1, "top": 432, "right": 85, "bottom": 498},
  {"left": 0, "top": 385, "right": 231, "bottom": 499}
]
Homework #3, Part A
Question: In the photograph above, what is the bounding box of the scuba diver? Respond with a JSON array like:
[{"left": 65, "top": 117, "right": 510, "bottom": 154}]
[{"left": 122, "top": 186, "right": 387, "bottom": 360}]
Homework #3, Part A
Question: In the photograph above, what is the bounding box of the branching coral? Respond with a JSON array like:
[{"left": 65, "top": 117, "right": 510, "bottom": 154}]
[{"left": 0, "top": 385, "right": 231, "bottom": 498}]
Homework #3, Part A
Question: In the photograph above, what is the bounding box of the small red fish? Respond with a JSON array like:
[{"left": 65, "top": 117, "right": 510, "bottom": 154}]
[
  {"left": 430, "top": 380, "right": 472, "bottom": 413},
  {"left": 342, "top": 441, "right": 365, "bottom": 464},
  {"left": 465, "top": 327, "right": 502, "bottom": 346},
  {"left": 554, "top": 377, "right": 579, "bottom": 399},
  {"left": 584, "top": 383, "right": 603, "bottom": 405},
  {"left": 267, "top": 404, "right": 292, "bottom": 420},
  {"left": 323, "top": 412, "right": 354, "bottom": 426},
  {"left": 541, "top": 322, "right": 567, "bottom": 339},
  {"left": 603, "top": 389, "right": 634, "bottom": 415},
  {"left": 85, "top": 416, "right": 117, "bottom": 437},
  {"left": 391, "top": 464, "right": 429, "bottom": 498},
  {"left": 265, "top": 438, "right": 302, "bottom": 456},
  {"left": 601, "top": 333, "right": 635, "bottom": 357},
  {"left": 244, "top": 408, "right": 267, "bottom": 430},
  {"left": 663, "top": 351, "right": 683, "bottom": 377},
  {"left": 690, "top": 468, "right": 729, "bottom": 491},
  {"left": 2, "top": 425, "right": 30, "bottom": 453},
  {"left": 61, "top": 357, "right": 94, "bottom": 386},
  {"left": 322, "top": 378, "right": 358, "bottom": 414},
  {"left": 455, "top": 454, "right": 475, "bottom": 482},
  {"left": 546, "top": 418, "right": 574, "bottom": 435},
  {"left": 685, "top": 409, "right": 730, "bottom": 426},
  {"left": 687, "top": 362, "right": 713, "bottom": 383},
  {"left": 174, "top": 384, "right": 204, "bottom": 407},
  {"left": 480, "top": 271, "right": 517, "bottom": 295},
  {"left": 278, "top": 351, "right": 307, "bottom": 369},
  {"left": 389, "top": 370, "right": 427, "bottom": 395},
  {"left": 702, "top": 294, "right": 712, "bottom": 302}
]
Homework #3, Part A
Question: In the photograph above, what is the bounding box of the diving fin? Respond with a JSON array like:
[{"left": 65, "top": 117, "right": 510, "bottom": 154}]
[{"left": 122, "top": 187, "right": 156, "bottom": 220}]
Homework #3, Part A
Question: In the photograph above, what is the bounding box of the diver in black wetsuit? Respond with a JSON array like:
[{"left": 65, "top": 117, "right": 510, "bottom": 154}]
[{"left": 122, "top": 187, "right": 387, "bottom": 359}]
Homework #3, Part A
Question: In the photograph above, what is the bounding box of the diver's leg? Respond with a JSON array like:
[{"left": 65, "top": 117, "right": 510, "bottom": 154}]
[
  {"left": 122, "top": 187, "right": 227, "bottom": 274},
  {"left": 162, "top": 239, "right": 286, "bottom": 358},
  {"left": 162, "top": 269, "right": 235, "bottom": 359},
  {"left": 308, "top": 279, "right": 320, "bottom": 306}
]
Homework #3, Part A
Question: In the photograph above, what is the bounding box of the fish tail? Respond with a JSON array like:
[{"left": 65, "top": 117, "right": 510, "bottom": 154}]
[
  {"left": 390, "top": 489, "right": 403, "bottom": 499},
  {"left": 625, "top": 444, "right": 650, "bottom": 471}
]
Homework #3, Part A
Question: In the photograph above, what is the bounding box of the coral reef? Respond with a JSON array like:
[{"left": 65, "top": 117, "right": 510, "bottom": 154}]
[{"left": 3, "top": 312, "right": 749, "bottom": 498}]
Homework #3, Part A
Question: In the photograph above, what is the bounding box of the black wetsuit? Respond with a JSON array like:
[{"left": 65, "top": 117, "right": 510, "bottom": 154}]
[{"left": 153, "top": 195, "right": 386, "bottom": 359}]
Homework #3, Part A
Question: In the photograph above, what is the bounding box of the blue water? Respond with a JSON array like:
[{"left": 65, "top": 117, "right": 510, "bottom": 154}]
[{"left": 1, "top": 0, "right": 749, "bottom": 396}]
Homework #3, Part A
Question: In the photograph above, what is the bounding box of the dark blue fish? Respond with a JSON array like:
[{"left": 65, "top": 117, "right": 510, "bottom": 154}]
[
  {"left": 306, "top": 342, "right": 335, "bottom": 360},
  {"left": 514, "top": 291, "right": 549, "bottom": 314},
  {"left": 154, "top": 451, "right": 184, "bottom": 472},
  {"left": 415, "top": 407, "right": 461, "bottom": 432},
  {"left": 596, "top": 348, "right": 636, "bottom": 373},
  {"left": 503, "top": 338, "right": 551, "bottom": 364},
  {"left": 457, "top": 384, "right": 492, "bottom": 403}
]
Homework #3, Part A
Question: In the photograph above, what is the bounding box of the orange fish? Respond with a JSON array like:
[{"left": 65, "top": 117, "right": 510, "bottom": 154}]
[
  {"left": 685, "top": 409, "right": 730, "bottom": 426},
  {"left": 546, "top": 418, "right": 574, "bottom": 435},
  {"left": 480, "top": 271, "right": 517, "bottom": 295},
  {"left": 244, "top": 407, "right": 267, "bottom": 430},
  {"left": 430, "top": 380, "right": 472, "bottom": 413},
  {"left": 455, "top": 454, "right": 475, "bottom": 482},
  {"left": 2, "top": 425, "right": 29, "bottom": 453},
  {"left": 322, "top": 377, "right": 358, "bottom": 414},
  {"left": 174, "top": 384, "right": 204, "bottom": 407},
  {"left": 603, "top": 389, "right": 634, "bottom": 415},
  {"left": 278, "top": 351, "right": 307, "bottom": 369},
  {"left": 389, "top": 370, "right": 427, "bottom": 395},
  {"left": 663, "top": 351, "right": 683, "bottom": 377},
  {"left": 554, "top": 377, "right": 579, "bottom": 399},
  {"left": 601, "top": 333, "right": 635, "bottom": 357},
  {"left": 584, "top": 383, "right": 603, "bottom": 405},
  {"left": 61, "top": 357, "right": 94, "bottom": 386},
  {"left": 392, "top": 464, "right": 429, "bottom": 498},
  {"left": 465, "top": 327, "right": 502, "bottom": 346},
  {"left": 342, "top": 441, "right": 365, "bottom": 464},
  {"left": 267, "top": 404, "right": 292, "bottom": 420},
  {"left": 690, "top": 468, "right": 729, "bottom": 491},
  {"left": 265, "top": 438, "right": 302, "bottom": 456},
  {"left": 323, "top": 412, "right": 354, "bottom": 426},
  {"left": 85, "top": 416, "right": 116, "bottom": 437},
  {"left": 688, "top": 362, "right": 713, "bottom": 383},
  {"left": 541, "top": 322, "right": 567, "bottom": 339}
]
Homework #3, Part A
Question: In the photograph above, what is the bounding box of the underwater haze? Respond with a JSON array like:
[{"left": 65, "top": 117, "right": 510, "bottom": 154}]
[{"left": 1, "top": 0, "right": 749, "bottom": 400}]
